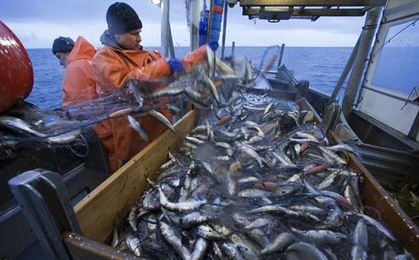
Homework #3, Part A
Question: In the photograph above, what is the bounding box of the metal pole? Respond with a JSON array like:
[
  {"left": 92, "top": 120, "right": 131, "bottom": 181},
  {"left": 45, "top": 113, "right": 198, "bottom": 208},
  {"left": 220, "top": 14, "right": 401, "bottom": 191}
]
[
  {"left": 231, "top": 41, "right": 236, "bottom": 58},
  {"left": 221, "top": 1, "right": 229, "bottom": 59},
  {"left": 168, "top": 21, "right": 175, "bottom": 58},
  {"left": 161, "top": 0, "right": 170, "bottom": 57},
  {"left": 342, "top": 6, "right": 382, "bottom": 118},
  {"left": 190, "top": 0, "right": 201, "bottom": 51},
  {"left": 276, "top": 43, "right": 285, "bottom": 69},
  {"left": 329, "top": 37, "right": 360, "bottom": 103}
]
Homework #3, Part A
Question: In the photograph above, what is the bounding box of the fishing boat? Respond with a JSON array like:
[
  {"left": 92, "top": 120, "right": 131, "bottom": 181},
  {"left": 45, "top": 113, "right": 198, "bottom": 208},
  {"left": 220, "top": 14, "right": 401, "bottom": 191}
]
[{"left": 1, "top": 0, "right": 418, "bottom": 258}]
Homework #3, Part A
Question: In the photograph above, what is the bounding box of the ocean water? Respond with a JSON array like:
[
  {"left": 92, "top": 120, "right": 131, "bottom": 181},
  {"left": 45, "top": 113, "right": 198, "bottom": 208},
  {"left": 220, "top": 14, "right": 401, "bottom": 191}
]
[{"left": 26, "top": 46, "right": 352, "bottom": 109}]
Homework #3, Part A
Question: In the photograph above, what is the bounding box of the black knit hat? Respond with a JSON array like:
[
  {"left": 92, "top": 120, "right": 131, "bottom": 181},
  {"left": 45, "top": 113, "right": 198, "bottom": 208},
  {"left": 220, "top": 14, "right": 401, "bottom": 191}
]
[
  {"left": 52, "top": 37, "right": 74, "bottom": 54},
  {"left": 106, "top": 2, "right": 142, "bottom": 34}
]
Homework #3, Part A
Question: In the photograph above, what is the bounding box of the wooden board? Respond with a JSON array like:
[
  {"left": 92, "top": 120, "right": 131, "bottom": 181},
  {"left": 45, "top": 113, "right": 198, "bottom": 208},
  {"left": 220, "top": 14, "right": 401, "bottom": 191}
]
[
  {"left": 74, "top": 110, "right": 196, "bottom": 242},
  {"left": 72, "top": 101, "right": 419, "bottom": 258}
]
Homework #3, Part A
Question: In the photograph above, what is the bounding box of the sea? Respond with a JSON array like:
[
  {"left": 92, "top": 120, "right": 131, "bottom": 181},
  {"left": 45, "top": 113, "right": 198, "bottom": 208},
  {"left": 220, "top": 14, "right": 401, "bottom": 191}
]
[{"left": 26, "top": 46, "right": 352, "bottom": 109}]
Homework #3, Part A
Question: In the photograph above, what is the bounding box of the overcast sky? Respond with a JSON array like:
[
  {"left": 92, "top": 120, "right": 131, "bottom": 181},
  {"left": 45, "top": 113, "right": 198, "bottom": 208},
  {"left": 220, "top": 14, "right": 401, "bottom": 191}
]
[{"left": 0, "top": 0, "right": 366, "bottom": 49}]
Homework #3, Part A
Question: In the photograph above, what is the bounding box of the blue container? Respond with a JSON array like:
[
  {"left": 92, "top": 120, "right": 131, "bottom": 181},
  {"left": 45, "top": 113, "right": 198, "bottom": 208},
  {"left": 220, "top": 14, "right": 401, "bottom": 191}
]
[
  {"left": 211, "top": 13, "right": 222, "bottom": 31},
  {"left": 198, "top": 10, "right": 209, "bottom": 46},
  {"left": 199, "top": 34, "right": 207, "bottom": 46},
  {"left": 214, "top": 0, "right": 224, "bottom": 6},
  {"left": 209, "top": 30, "right": 220, "bottom": 41}
]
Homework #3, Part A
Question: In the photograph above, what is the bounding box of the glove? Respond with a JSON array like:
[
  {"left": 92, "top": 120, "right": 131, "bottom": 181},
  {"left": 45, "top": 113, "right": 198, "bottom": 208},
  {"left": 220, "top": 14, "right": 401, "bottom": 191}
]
[
  {"left": 168, "top": 58, "right": 184, "bottom": 74},
  {"left": 208, "top": 41, "right": 219, "bottom": 51}
]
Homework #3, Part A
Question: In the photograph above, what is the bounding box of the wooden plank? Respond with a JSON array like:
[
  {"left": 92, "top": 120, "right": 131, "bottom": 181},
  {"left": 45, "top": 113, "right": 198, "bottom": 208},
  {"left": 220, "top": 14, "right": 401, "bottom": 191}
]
[
  {"left": 74, "top": 110, "right": 196, "bottom": 242},
  {"left": 329, "top": 131, "right": 419, "bottom": 258},
  {"left": 63, "top": 232, "right": 135, "bottom": 260}
]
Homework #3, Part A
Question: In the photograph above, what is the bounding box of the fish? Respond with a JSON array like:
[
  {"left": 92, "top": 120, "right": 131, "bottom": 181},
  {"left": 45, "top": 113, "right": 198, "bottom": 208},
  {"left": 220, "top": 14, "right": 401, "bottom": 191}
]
[
  {"left": 190, "top": 238, "right": 208, "bottom": 260},
  {"left": 127, "top": 205, "right": 138, "bottom": 232},
  {"left": 356, "top": 213, "right": 396, "bottom": 241},
  {"left": 249, "top": 204, "right": 320, "bottom": 222},
  {"left": 351, "top": 219, "right": 368, "bottom": 260},
  {"left": 146, "top": 109, "right": 176, "bottom": 133},
  {"left": 126, "top": 234, "right": 141, "bottom": 257},
  {"left": 158, "top": 186, "right": 207, "bottom": 212},
  {"left": 159, "top": 221, "right": 191, "bottom": 259},
  {"left": 127, "top": 80, "right": 144, "bottom": 107},
  {"left": 245, "top": 218, "right": 271, "bottom": 229},
  {"left": 127, "top": 114, "right": 149, "bottom": 142},
  {"left": 0, "top": 116, "right": 46, "bottom": 137},
  {"left": 195, "top": 224, "right": 225, "bottom": 240},
  {"left": 261, "top": 232, "right": 295, "bottom": 255},
  {"left": 286, "top": 242, "right": 328, "bottom": 260},
  {"left": 170, "top": 211, "right": 208, "bottom": 228},
  {"left": 290, "top": 227, "right": 346, "bottom": 245}
]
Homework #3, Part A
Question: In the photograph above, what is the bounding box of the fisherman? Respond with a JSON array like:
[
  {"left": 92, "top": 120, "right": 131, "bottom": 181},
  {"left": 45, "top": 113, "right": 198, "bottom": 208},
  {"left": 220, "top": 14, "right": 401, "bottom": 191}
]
[
  {"left": 52, "top": 36, "right": 97, "bottom": 106},
  {"left": 93, "top": 2, "right": 218, "bottom": 171}
]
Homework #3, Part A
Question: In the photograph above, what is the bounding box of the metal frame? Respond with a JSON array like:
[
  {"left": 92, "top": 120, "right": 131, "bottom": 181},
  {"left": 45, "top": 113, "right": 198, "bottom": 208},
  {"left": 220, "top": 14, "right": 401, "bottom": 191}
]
[
  {"left": 8, "top": 169, "right": 81, "bottom": 259},
  {"left": 239, "top": 0, "right": 386, "bottom": 20}
]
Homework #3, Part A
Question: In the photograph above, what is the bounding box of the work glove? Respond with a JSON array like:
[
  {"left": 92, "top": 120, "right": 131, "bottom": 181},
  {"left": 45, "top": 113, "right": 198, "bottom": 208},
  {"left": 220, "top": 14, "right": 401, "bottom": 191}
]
[
  {"left": 168, "top": 58, "right": 184, "bottom": 74},
  {"left": 207, "top": 40, "right": 219, "bottom": 51}
]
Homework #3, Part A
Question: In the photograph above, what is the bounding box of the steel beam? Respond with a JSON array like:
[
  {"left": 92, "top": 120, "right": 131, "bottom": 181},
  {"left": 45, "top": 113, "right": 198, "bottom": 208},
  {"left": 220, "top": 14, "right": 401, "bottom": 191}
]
[
  {"left": 343, "top": 6, "right": 383, "bottom": 118},
  {"left": 243, "top": 8, "right": 366, "bottom": 17},
  {"left": 239, "top": 0, "right": 386, "bottom": 6}
]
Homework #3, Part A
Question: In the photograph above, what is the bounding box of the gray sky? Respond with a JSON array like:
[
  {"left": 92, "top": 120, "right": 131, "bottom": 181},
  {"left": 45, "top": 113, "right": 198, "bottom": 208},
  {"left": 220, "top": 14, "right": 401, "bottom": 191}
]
[{"left": 0, "top": 0, "right": 366, "bottom": 48}]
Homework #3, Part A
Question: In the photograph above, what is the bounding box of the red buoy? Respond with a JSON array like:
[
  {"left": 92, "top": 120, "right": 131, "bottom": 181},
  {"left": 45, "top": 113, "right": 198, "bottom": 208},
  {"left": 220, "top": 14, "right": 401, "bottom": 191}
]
[{"left": 0, "top": 20, "right": 34, "bottom": 113}]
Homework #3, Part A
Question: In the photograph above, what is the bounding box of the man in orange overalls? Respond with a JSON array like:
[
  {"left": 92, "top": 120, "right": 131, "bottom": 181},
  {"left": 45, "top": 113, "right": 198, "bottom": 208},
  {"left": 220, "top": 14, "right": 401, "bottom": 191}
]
[
  {"left": 93, "top": 2, "right": 217, "bottom": 171},
  {"left": 52, "top": 36, "right": 98, "bottom": 106}
]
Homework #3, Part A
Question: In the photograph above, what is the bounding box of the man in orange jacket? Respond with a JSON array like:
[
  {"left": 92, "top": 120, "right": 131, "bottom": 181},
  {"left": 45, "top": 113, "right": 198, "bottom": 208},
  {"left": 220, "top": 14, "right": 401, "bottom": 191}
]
[
  {"left": 93, "top": 2, "right": 217, "bottom": 171},
  {"left": 52, "top": 36, "right": 98, "bottom": 106},
  {"left": 53, "top": 36, "right": 113, "bottom": 170}
]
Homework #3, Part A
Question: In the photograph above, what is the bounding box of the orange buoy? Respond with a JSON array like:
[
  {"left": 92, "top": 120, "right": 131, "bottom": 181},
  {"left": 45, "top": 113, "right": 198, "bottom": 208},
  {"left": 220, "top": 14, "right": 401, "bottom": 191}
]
[{"left": 0, "top": 21, "right": 34, "bottom": 113}]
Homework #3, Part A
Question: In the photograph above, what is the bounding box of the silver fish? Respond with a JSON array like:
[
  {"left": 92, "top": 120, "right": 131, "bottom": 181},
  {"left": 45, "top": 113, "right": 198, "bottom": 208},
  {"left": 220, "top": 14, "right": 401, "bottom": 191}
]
[
  {"left": 127, "top": 205, "right": 138, "bottom": 232},
  {"left": 220, "top": 242, "right": 245, "bottom": 260},
  {"left": 0, "top": 116, "right": 46, "bottom": 137},
  {"left": 229, "top": 233, "right": 260, "bottom": 258},
  {"left": 195, "top": 224, "right": 225, "bottom": 240},
  {"left": 237, "top": 143, "right": 264, "bottom": 167},
  {"left": 286, "top": 242, "right": 328, "bottom": 260},
  {"left": 357, "top": 213, "right": 396, "bottom": 241},
  {"left": 290, "top": 227, "right": 346, "bottom": 245},
  {"left": 261, "top": 232, "right": 295, "bottom": 255},
  {"left": 245, "top": 218, "right": 270, "bottom": 229},
  {"left": 191, "top": 238, "right": 208, "bottom": 260},
  {"left": 126, "top": 234, "right": 141, "bottom": 257},
  {"left": 147, "top": 109, "right": 175, "bottom": 133},
  {"left": 158, "top": 186, "right": 207, "bottom": 212},
  {"left": 160, "top": 221, "right": 191, "bottom": 259},
  {"left": 127, "top": 114, "right": 149, "bottom": 142},
  {"left": 171, "top": 211, "right": 208, "bottom": 228},
  {"left": 351, "top": 219, "right": 368, "bottom": 260}
]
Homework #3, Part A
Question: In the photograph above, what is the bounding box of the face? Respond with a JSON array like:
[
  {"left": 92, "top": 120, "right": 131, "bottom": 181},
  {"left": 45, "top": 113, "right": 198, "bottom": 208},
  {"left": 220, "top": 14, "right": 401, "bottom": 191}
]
[
  {"left": 55, "top": 52, "right": 69, "bottom": 68},
  {"left": 115, "top": 29, "right": 142, "bottom": 50}
]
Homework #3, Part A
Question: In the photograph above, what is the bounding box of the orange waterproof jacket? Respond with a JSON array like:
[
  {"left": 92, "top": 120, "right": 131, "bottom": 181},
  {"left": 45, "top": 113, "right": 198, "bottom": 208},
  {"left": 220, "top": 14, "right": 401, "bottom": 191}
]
[
  {"left": 93, "top": 32, "right": 207, "bottom": 170},
  {"left": 93, "top": 31, "right": 208, "bottom": 170},
  {"left": 62, "top": 36, "right": 97, "bottom": 106}
]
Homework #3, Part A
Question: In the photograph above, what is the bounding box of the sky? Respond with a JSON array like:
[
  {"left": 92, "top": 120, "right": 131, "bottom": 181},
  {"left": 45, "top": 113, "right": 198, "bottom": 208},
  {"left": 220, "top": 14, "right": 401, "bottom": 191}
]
[{"left": 0, "top": 0, "right": 366, "bottom": 49}]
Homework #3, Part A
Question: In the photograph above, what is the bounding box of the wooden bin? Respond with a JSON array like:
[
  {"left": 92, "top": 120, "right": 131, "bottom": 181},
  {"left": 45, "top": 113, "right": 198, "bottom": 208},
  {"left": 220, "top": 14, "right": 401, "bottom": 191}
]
[{"left": 68, "top": 104, "right": 419, "bottom": 258}]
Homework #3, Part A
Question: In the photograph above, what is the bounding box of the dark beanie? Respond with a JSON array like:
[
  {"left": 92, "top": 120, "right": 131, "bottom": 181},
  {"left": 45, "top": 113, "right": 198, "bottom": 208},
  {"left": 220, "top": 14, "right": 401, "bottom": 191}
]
[
  {"left": 106, "top": 2, "right": 142, "bottom": 34},
  {"left": 52, "top": 37, "right": 74, "bottom": 54}
]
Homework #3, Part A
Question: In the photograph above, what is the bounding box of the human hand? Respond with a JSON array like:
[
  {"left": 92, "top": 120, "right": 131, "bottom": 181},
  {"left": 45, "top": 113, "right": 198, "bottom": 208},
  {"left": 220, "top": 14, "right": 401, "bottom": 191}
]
[{"left": 168, "top": 59, "right": 184, "bottom": 74}]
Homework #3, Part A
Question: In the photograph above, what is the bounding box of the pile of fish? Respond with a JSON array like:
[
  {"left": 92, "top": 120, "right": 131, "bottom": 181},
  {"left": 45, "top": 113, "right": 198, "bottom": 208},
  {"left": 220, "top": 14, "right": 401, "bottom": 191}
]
[{"left": 113, "top": 83, "right": 412, "bottom": 259}]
